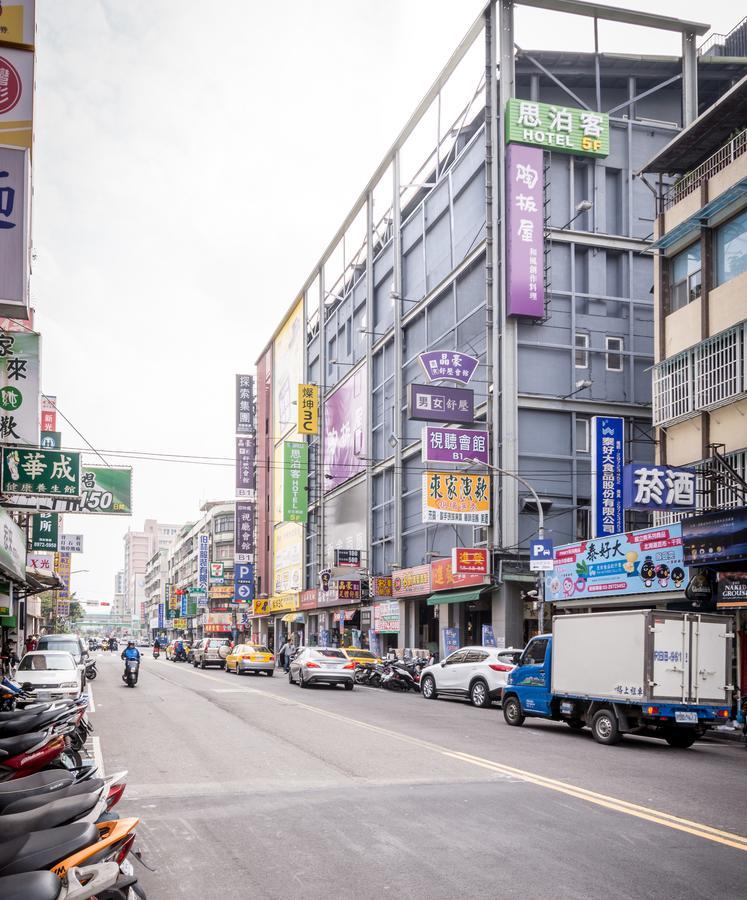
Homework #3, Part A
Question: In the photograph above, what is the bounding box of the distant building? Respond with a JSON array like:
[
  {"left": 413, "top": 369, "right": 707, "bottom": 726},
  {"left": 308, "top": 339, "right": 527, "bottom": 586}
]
[{"left": 122, "top": 520, "right": 179, "bottom": 626}]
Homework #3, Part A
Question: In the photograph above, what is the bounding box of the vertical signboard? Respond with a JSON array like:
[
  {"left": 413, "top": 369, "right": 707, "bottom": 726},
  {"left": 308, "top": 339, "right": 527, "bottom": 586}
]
[
  {"left": 297, "top": 383, "right": 319, "bottom": 435},
  {"left": 197, "top": 534, "right": 209, "bottom": 592},
  {"left": 283, "top": 441, "right": 308, "bottom": 523},
  {"left": 0, "top": 330, "right": 38, "bottom": 445},
  {"left": 30, "top": 512, "right": 58, "bottom": 551},
  {"left": 41, "top": 395, "right": 56, "bottom": 432},
  {"left": 157, "top": 603, "right": 165, "bottom": 630},
  {"left": 0, "top": 146, "right": 30, "bottom": 317},
  {"left": 236, "top": 435, "right": 255, "bottom": 498},
  {"left": 324, "top": 364, "right": 367, "bottom": 490},
  {"left": 506, "top": 143, "right": 544, "bottom": 318},
  {"left": 590, "top": 416, "right": 624, "bottom": 539},
  {"left": 235, "top": 375, "right": 254, "bottom": 434},
  {"left": 234, "top": 501, "right": 254, "bottom": 564}
]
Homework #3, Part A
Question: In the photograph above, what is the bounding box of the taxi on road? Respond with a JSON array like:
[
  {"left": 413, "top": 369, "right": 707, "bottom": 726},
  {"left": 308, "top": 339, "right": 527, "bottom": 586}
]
[
  {"left": 340, "top": 647, "right": 381, "bottom": 666},
  {"left": 225, "top": 644, "right": 275, "bottom": 676}
]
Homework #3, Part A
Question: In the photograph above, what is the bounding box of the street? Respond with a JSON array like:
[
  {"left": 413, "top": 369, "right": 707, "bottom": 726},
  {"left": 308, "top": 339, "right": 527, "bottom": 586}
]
[{"left": 90, "top": 651, "right": 747, "bottom": 900}]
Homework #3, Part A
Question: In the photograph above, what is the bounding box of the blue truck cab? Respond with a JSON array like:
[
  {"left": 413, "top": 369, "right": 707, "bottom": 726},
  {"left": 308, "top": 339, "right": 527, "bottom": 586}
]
[{"left": 502, "top": 611, "right": 733, "bottom": 747}]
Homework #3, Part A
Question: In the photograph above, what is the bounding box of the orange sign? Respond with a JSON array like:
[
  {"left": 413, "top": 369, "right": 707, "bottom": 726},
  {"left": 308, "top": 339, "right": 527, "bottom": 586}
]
[
  {"left": 253, "top": 599, "right": 269, "bottom": 615},
  {"left": 451, "top": 547, "right": 490, "bottom": 575},
  {"left": 392, "top": 565, "right": 431, "bottom": 598},
  {"left": 422, "top": 471, "right": 490, "bottom": 525},
  {"left": 371, "top": 576, "right": 393, "bottom": 597},
  {"left": 430, "top": 557, "right": 490, "bottom": 591}
]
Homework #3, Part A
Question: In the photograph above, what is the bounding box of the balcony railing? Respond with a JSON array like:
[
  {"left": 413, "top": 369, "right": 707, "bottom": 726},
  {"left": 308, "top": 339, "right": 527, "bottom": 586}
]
[
  {"left": 661, "top": 129, "right": 747, "bottom": 212},
  {"left": 652, "top": 321, "right": 746, "bottom": 426},
  {"left": 653, "top": 447, "right": 747, "bottom": 525}
]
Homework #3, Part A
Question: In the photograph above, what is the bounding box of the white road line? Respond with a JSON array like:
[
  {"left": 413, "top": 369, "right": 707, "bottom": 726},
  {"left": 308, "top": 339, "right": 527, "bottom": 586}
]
[
  {"left": 87, "top": 682, "right": 95, "bottom": 713},
  {"left": 91, "top": 735, "right": 105, "bottom": 778}
]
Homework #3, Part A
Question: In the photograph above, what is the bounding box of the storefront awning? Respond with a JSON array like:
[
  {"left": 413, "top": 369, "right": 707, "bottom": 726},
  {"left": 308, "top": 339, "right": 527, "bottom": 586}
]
[
  {"left": 427, "top": 588, "right": 488, "bottom": 606},
  {"left": 281, "top": 612, "right": 305, "bottom": 623}
]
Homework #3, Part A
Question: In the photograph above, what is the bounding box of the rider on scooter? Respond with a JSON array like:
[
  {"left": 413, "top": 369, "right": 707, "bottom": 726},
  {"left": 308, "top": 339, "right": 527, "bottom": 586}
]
[{"left": 121, "top": 641, "right": 140, "bottom": 677}]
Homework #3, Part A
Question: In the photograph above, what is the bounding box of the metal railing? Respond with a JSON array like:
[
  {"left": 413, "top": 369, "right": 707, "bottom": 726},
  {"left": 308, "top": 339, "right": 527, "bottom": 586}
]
[
  {"left": 652, "top": 320, "right": 746, "bottom": 426},
  {"left": 661, "top": 129, "right": 747, "bottom": 212},
  {"left": 653, "top": 448, "right": 747, "bottom": 525},
  {"left": 698, "top": 17, "right": 747, "bottom": 58}
]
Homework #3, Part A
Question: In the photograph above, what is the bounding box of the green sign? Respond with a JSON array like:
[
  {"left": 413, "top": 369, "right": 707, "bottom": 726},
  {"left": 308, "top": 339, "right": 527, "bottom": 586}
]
[
  {"left": 505, "top": 99, "right": 609, "bottom": 158},
  {"left": 30, "top": 512, "right": 59, "bottom": 551},
  {"left": 40, "top": 431, "right": 61, "bottom": 449},
  {"left": 1, "top": 447, "right": 81, "bottom": 497},
  {"left": 0, "top": 332, "right": 40, "bottom": 446},
  {"left": 79, "top": 466, "right": 132, "bottom": 515},
  {"left": 283, "top": 441, "right": 308, "bottom": 523}
]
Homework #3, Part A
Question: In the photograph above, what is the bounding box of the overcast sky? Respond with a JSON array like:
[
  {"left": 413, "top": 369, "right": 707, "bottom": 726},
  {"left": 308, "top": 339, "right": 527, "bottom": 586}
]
[{"left": 30, "top": 0, "right": 740, "bottom": 611}]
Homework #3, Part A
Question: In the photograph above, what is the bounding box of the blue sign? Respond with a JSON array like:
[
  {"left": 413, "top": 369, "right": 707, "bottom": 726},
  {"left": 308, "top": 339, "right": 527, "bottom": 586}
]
[
  {"left": 529, "top": 538, "right": 554, "bottom": 570},
  {"left": 545, "top": 523, "right": 689, "bottom": 602},
  {"left": 234, "top": 562, "right": 254, "bottom": 605},
  {"left": 443, "top": 627, "right": 460, "bottom": 657},
  {"left": 623, "top": 464, "right": 696, "bottom": 511},
  {"left": 180, "top": 595, "right": 188, "bottom": 616},
  {"left": 481, "top": 624, "right": 497, "bottom": 647},
  {"left": 157, "top": 603, "right": 164, "bottom": 629},
  {"left": 591, "top": 416, "right": 624, "bottom": 538}
]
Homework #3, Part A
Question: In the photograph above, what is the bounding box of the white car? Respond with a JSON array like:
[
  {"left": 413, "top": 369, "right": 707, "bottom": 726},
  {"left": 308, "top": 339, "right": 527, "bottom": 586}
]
[
  {"left": 420, "top": 646, "right": 522, "bottom": 708},
  {"left": 16, "top": 651, "right": 85, "bottom": 702}
]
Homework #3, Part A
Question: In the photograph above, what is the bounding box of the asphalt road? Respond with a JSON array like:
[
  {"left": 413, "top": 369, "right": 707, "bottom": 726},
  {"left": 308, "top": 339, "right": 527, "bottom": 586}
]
[{"left": 90, "top": 651, "right": 747, "bottom": 899}]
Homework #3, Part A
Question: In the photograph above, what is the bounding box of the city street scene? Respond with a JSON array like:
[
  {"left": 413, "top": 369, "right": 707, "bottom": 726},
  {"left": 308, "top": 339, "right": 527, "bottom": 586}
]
[{"left": 0, "top": 1, "right": 745, "bottom": 898}]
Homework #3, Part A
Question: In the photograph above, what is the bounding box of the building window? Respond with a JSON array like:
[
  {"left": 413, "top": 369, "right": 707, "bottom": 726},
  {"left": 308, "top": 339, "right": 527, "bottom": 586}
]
[
  {"left": 576, "top": 503, "right": 590, "bottom": 540},
  {"left": 605, "top": 336, "right": 624, "bottom": 372},
  {"left": 715, "top": 207, "right": 747, "bottom": 287},
  {"left": 575, "top": 332, "right": 589, "bottom": 368},
  {"left": 670, "top": 242, "right": 701, "bottom": 312},
  {"left": 213, "top": 515, "right": 233, "bottom": 534},
  {"left": 575, "top": 416, "right": 589, "bottom": 453}
]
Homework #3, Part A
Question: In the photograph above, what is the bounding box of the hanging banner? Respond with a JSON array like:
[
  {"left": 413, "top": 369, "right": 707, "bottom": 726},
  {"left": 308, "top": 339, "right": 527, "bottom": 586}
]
[
  {"left": 421, "top": 426, "right": 488, "bottom": 465},
  {"left": 298, "top": 383, "right": 319, "bottom": 435},
  {"left": 30, "top": 512, "right": 58, "bottom": 551},
  {"left": 1, "top": 447, "right": 80, "bottom": 496},
  {"left": 407, "top": 384, "right": 474, "bottom": 424},
  {"left": 505, "top": 98, "right": 609, "bottom": 157},
  {"left": 236, "top": 436, "right": 255, "bottom": 498},
  {"left": 590, "top": 416, "right": 624, "bottom": 539},
  {"left": 323, "top": 364, "right": 367, "bottom": 491},
  {"left": 0, "top": 329, "right": 38, "bottom": 445},
  {"left": 0, "top": 146, "right": 30, "bottom": 317},
  {"left": 234, "top": 500, "right": 254, "bottom": 563},
  {"left": 283, "top": 441, "right": 308, "bottom": 523},
  {"left": 422, "top": 471, "right": 490, "bottom": 526},
  {"left": 418, "top": 351, "right": 479, "bottom": 385},
  {"left": 235, "top": 374, "right": 254, "bottom": 435},
  {"left": 506, "top": 143, "right": 544, "bottom": 318}
]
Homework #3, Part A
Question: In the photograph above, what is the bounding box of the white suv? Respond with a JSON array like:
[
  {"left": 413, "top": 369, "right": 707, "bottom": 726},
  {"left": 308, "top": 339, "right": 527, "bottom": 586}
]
[{"left": 420, "top": 646, "right": 522, "bottom": 708}]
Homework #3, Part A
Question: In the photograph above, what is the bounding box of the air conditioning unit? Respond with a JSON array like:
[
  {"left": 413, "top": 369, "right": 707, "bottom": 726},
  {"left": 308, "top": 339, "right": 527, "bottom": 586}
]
[{"left": 472, "top": 526, "right": 488, "bottom": 546}]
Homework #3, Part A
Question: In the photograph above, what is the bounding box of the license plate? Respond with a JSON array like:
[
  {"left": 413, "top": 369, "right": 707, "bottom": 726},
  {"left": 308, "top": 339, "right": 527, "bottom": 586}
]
[
  {"left": 560, "top": 701, "right": 573, "bottom": 715},
  {"left": 120, "top": 858, "right": 134, "bottom": 876},
  {"left": 675, "top": 711, "right": 698, "bottom": 724}
]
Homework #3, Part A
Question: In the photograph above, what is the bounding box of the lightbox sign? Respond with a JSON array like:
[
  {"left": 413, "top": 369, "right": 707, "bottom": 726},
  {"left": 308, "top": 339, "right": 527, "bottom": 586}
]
[
  {"left": 197, "top": 533, "right": 209, "bottom": 591},
  {"left": 0, "top": 146, "right": 30, "bottom": 317},
  {"left": 682, "top": 507, "right": 747, "bottom": 566},
  {"left": 297, "top": 383, "right": 319, "bottom": 435},
  {"left": 545, "top": 524, "right": 688, "bottom": 602},
  {"left": 623, "top": 464, "right": 696, "bottom": 511},
  {"left": 590, "top": 416, "right": 624, "bottom": 539},
  {"left": 283, "top": 441, "right": 307, "bottom": 523},
  {"left": 451, "top": 548, "right": 489, "bottom": 576},
  {"left": 506, "top": 144, "right": 544, "bottom": 318},
  {"left": 505, "top": 99, "right": 610, "bottom": 158},
  {"left": 0, "top": 330, "right": 39, "bottom": 446},
  {"left": 422, "top": 471, "right": 490, "bottom": 526},
  {"left": 421, "top": 427, "right": 488, "bottom": 465},
  {"left": 418, "top": 351, "right": 478, "bottom": 385},
  {"left": 408, "top": 384, "right": 474, "bottom": 424}
]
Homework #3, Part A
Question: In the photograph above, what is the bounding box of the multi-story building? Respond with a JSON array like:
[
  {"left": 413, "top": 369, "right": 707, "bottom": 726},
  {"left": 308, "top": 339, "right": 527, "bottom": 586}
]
[
  {"left": 166, "top": 501, "right": 235, "bottom": 642},
  {"left": 111, "top": 571, "right": 126, "bottom": 620},
  {"left": 122, "top": 520, "right": 179, "bottom": 628},
  {"left": 642, "top": 72, "right": 747, "bottom": 697},
  {"left": 144, "top": 548, "right": 169, "bottom": 638},
  {"left": 253, "top": 2, "right": 746, "bottom": 655}
]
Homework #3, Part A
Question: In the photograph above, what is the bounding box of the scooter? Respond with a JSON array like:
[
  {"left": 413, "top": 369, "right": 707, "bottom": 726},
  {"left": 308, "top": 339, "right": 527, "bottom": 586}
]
[
  {"left": 0, "top": 861, "right": 139, "bottom": 900},
  {"left": 84, "top": 660, "right": 97, "bottom": 681},
  {"left": 122, "top": 660, "right": 139, "bottom": 688},
  {"left": 152, "top": 646, "right": 160, "bottom": 660}
]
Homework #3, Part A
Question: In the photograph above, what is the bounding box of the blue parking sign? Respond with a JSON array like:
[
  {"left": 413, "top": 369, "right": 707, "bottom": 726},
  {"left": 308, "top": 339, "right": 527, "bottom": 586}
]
[{"left": 529, "top": 539, "right": 554, "bottom": 572}]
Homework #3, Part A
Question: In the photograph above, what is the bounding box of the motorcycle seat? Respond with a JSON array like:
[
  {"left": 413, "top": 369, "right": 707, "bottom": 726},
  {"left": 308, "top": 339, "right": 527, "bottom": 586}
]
[
  {"left": 0, "top": 870, "right": 62, "bottom": 900},
  {"left": 0, "top": 793, "right": 99, "bottom": 841},
  {"left": 0, "top": 731, "right": 47, "bottom": 759},
  {"left": 0, "top": 711, "right": 62, "bottom": 737},
  {"left": 0, "top": 770, "right": 73, "bottom": 798},
  {"left": 2, "top": 778, "right": 105, "bottom": 814},
  {"left": 0, "top": 821, "right": 99, "bottom": 876}
]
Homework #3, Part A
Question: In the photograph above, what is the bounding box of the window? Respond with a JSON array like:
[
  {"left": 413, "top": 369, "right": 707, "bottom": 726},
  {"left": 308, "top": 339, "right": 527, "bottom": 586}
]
[
  {"left": 466, "top": 650, "right": 489, "bottom": 663},
  {"left": 444, "top": 650, "right": 469, "bottom": 666},
  {"left": 575, "top": 332, "right": 589, "bottom": 368},
  {"left": 606, "top": 336, "right": 624, "bottom": 372},
  {"left": 213, "top": 515, "right": 233, "bottom": 534},
  {"left": 670, "top": 242, "right": 701, "bottom": 312},
  {"left": 575, "top": 416, "right": 589, "bottom": 453},
  {"left": 521, "top": 638, "right": 548, "bottom": 666},
  {"left": 715, "top": 207, "right": 747, "bottom": 286}
]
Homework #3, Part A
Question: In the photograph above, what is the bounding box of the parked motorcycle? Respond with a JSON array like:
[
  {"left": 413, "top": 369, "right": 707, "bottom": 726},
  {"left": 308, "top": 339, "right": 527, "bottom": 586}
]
[
  {"left": 0, "top": 861, "right": 138, "bottom": 900},
  {"left": 122, "top": 660, "right": 139, "bottom": 689},
  {"left": 84, "top": 660, "right": 97, "bottom": 681}
]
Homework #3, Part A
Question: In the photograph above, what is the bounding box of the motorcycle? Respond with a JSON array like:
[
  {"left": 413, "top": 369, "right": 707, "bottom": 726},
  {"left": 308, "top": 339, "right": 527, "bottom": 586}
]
[
  {"left": 380, "top": 659, "right": 420, "bottom": 692},
  {"left": 0, "top": 861, "right": 137, "bottom": 900},
  {"left": 173, "top": 647, "right": 187, "bottom": 663},
  {"left": 84, "top": 660, "right": 97, "bottom": 681},
  {"left": 122, "top": 660, "right": 139, "bottom": 689},
  {"left": 152, "top": 646, "right": 160, "bottom": 660}
]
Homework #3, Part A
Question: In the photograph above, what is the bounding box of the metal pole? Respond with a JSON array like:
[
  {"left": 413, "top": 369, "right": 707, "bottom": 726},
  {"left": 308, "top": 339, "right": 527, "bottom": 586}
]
[
  {"left": 681, "top": 29, "right": 698, "bottom": 127},
  {"left": 392, "top": 152, "right": 404, "bottom": 571}
]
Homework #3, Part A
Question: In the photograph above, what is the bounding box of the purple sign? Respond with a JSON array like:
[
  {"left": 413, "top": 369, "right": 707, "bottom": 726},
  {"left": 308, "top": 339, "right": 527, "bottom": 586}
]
[
  {"left": 422, "top": 427, "right": 488, "bottom": 464},
  {"left": 506, "top": 144, "right": 544, "bottom": 318},
  {"left": 418, "top": 351, "right": 478, "bottom": 385},
  {"left": 236, "top": 436, "right": 255, "bottom": 497},
  {"left": 234, "top": 500, "right": 255, "bottom": 563},
  {"left": 408, "top": 384, "right": 474, "bottom": 424},
  {"left": 324, "top": 364, "right": 367, "bottom": 491}
]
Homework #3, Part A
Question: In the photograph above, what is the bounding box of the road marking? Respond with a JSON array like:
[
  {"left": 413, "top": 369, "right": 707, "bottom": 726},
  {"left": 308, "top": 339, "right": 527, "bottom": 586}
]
[
  {"left": 91, "top": 735, "right": 106, "bottom": 778},
  {"left": 154, "top": 664, "right": 747, "bottom": 853},
  {"left": 87, "top": 682, "right": 95, "bottom": 713}
]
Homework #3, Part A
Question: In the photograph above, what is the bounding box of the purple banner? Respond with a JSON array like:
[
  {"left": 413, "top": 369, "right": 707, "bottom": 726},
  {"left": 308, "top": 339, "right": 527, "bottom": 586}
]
[
  {"left": 421, "top": 427, "right": 488, "bottom": 464},
  {"left": 234, "top": 500, "right": 255, "bottom": 563},
  {"left": 408, "top": 383, "right": 474, "bottom": 424},
  {"left": 324, "top": 364, "right": 367, "bottom": 491},
  {"left": 506, "top": 144, "right": 544, "bottom": 318},
  {"left": 418, "top": 351, "right": 478, "bottom": 385},
  {"left": 236, "top": 374, "right": 254, "bottom": 434},
  {"left": 236, "top": 436, "right": 255, "bottom": 497}
]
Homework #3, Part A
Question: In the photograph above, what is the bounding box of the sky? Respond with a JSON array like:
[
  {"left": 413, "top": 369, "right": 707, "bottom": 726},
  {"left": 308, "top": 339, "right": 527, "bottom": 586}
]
[{"left": 29, "top": 0, "right": 741, "bottom": 610}]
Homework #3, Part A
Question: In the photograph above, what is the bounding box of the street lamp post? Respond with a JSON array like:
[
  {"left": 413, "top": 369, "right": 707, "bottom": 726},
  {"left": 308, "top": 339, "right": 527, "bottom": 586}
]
[{"left": 463, "top": 458, "right": 547, "bottom": 631}]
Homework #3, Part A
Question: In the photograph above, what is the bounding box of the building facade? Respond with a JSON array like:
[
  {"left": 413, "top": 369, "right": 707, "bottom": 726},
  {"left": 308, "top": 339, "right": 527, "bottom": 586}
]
[
  {"left": 122, "top": 520, "right": 179, "bottom": 630},
  {"left": 253, "top": 3, "right": 746, "bottom": 656}
]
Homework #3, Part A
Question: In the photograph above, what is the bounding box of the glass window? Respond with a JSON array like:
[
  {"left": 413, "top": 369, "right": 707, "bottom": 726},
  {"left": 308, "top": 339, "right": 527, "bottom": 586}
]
[
  {"left": 715, "top": 208, "right": 747, "bottom": 286},
  {"left": 19, "top": 653, "right": 75, "bottom": 671},
  {"left": 521, "top": 638, "right": 548, "bottom": 666},
  {"left": 576, "top": 416, "right": 589, "bottom": 453},
  {"left": 606, "top": 337, "right": 624, "bottom": 372},
  {"left": 314, "top": 649, "right": 345, "bottom": 658},
  {"left": 466, "top": 650, "right": 489, "bottom": 663},
  {"left": 444, "top": 650, "right": 469, "bottom": 666},
  {"left": 575, "top": 333, "right": 589, "bottom": 368},
  {"left": 670, "top": 242, "right": 701, "bottom": 312}
]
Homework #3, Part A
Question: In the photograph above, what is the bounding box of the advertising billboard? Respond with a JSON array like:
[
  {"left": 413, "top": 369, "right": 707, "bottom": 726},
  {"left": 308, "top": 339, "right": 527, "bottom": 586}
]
[
  {"left": 506, "top": 144, "right": 544, "bottom": 318},
  {"left": 682, "top": 507, "right": 747, "bottom": 566},
  {"left": 273, "top": 300, "right": 303, "bottom": 441},
  {"left": 505, "top": 99, "right": 610, "bottom": 157},
  {"left": 273, "top": 522, "right": 303, "bottom": 594},
  {"left": 0, "top": 2, "right": 36, "bottom": 47},
  {"left": 323, "top": 480, "right": 366, "bottom": 568},
  {"left": 324, "top": 364, "right": 367, "bottom": 491},
  {"left": 422, "top": 471, "right": 490, "bottom": 526},
  {"left": 0, "top": 146, "right": 30, "bottom": 316},
  {"left": 590, "top": 416, "right": 624, "bottom": 539}
]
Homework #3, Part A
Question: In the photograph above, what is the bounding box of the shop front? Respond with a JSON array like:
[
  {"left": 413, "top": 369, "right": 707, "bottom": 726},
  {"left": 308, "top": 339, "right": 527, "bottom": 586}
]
[
  {"left": 299, "top": 589, "right": 319, "bottom": 645},
  {"left": 371, "top": 600, "right": 401, "bottom": 656},
  {"left": 316, "top": 580, "right": 362, "bottom": 647},
  {"left": 391, "top": 565, "right": 431, "bottom": 652},
  {"left": 269, "top": 593, "right": 299, "bottom": 648}
]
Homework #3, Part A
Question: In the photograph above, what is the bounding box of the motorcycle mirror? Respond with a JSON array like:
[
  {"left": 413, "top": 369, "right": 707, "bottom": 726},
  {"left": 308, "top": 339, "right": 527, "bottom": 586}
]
[{"left": 21, "top": 682, "right": 33, "bottom": 692}]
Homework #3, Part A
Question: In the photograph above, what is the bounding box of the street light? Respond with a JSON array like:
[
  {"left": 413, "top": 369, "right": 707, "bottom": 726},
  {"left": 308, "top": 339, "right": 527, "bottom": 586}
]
[
  {"left": 462, "top": 458, "right": 547, "bottom": 630},
  {"left": 71, "top": 569, "right": 90, "bottom": 575},
  {"left": 559, "top": 199, "right": 593, "bottom": 231}
]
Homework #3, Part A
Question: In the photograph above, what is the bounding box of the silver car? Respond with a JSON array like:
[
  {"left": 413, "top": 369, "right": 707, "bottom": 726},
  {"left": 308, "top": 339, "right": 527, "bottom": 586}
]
[{"left": 288, "top": 648, "right": 355, "bottom": 690}]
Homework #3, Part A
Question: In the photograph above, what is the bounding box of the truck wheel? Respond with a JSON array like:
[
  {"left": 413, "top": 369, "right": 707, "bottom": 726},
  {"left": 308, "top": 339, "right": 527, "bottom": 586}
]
[
  {"left": 502, "top": 695, "right": 525, "bottom": 727},
  {"left": 591, "top": 709, "right": 622, "bottom": 745},
  {"left": 664, "top": 729, "right": 697, "bottom": 749},
  {"left": 470, "top": 679, "right": 492, "bottom": 708},
  {"left": 566, "top": 719, "right": 585, "bottom": 731}
]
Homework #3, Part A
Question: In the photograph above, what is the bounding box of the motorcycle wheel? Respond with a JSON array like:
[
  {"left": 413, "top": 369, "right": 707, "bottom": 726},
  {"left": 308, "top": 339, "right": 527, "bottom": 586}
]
[{"left": 86, "top": 669, "right": 97, "bottom": 680}]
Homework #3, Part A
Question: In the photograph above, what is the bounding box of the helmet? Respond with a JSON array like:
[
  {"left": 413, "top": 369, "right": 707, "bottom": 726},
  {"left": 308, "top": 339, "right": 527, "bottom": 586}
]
[{"left": 128, "top": 640, "right": 135, "bottom": 647}]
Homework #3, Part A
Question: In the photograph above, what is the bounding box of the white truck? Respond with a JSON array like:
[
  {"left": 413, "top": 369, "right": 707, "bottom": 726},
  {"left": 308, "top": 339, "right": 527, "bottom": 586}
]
[{"left": 501, "top": 610, "right": 734, "bottom": 747}]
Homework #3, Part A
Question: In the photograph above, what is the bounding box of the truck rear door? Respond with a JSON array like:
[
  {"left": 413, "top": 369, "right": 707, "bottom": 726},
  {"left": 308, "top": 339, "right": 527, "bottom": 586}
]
[
  {"left": 649, "top": 613, "right": 688, "bottom": 703},
  {"left": 691, "top": 615, "right": 731, "bottom": 705}
]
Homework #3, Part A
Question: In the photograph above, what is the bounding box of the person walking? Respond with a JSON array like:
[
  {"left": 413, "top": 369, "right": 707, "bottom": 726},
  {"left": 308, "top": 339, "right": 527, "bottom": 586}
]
[{"left": 277, "top": 637, "right": 292, "bottom": 673}]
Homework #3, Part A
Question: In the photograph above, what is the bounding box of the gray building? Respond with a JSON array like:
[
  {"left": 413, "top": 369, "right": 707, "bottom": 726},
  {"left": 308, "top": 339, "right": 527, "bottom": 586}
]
[{"left": 256, "top": 1, "right": 747, "bottom": 654}]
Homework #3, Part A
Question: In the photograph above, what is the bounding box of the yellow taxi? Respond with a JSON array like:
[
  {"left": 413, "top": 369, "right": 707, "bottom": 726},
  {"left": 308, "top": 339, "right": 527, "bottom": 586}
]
[
  {"left": 225, "top": 643, "right": 275, "bottom": 676},
  {"left": 340, "top": 647, "right": 381, "bottom": 667}
]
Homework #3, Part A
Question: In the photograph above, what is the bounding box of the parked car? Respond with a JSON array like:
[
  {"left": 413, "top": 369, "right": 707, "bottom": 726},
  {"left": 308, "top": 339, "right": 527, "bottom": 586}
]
[
  {"left": 225, "top": 644, "right": 274, "bottom": 675},
  {"left": 36, "top": 633, "right": 88, "bottom": 667},
  {"left": 340, "top": 647, "right": 382, "bottom": 667},
  {"left": 288, "top": 648, "right": 355, "bottom": 690},
  {"left": 16, "top": 651, "right": 85, "bottom": 701},
  {"left": 191, "top": 638, "right": 231, "bottom": 669},
  {"left": 419, "top": 646, "right": 521, "bottom": 708}
]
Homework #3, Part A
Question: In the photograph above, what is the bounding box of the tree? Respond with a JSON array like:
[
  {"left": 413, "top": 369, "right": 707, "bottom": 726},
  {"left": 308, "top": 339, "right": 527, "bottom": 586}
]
[{"left": 40, "top": 591, "right": 83, "bottom": 633}]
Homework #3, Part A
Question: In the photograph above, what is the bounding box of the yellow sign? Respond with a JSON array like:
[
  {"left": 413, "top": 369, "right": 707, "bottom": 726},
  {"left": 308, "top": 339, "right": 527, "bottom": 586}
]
[
  {"left": 273, "top": 299, "right": 303, "bottom": 441},
  {"left": 253, "top": 599, "right": 269, "bottom": 615},
  {"left": 209, "top": 586, "right": 234, "bottom": 599},
  {"left": 0, "top": 2, "right": 35, "bottom": 47},
  {"left": 269, "top": 594, "right": 299, "bottom": 613},
  {"left": 173, "top": 618, "right": 187, "bottom": 629},
  {"left": 273, "top": 522, "right": 303, "bottom": 594},
  {"left": 422, "top": 471, "right": 490, "bottom": 525},
  {"left": 297, "top": 383, "right": 319, "bottom": 435}
]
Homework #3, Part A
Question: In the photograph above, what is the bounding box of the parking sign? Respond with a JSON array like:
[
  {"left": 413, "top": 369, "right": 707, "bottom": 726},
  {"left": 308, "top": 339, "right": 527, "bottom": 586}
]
[{"left": 529, "top": 539, "right": 554, "bottom": 572}]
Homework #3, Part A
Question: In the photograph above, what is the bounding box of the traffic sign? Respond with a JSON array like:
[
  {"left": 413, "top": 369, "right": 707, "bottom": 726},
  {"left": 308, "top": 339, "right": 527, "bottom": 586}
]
[{"left": 529, "top": 539, "right": 554, "bottom": 572}]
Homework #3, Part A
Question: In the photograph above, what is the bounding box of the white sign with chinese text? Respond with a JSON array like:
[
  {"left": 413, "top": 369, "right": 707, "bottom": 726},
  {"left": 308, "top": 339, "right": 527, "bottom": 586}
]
[{"left": 59, "top": 534, "right": 84, "bottom": 554}]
